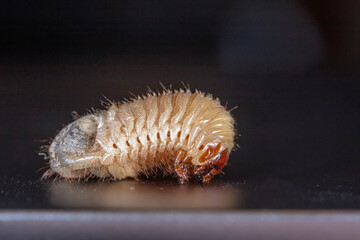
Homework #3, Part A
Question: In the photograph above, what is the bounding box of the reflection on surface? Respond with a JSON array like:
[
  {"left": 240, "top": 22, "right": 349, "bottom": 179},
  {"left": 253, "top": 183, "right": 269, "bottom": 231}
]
[{"left": 48, "top": 180, "right": 243, "bottom": 209}]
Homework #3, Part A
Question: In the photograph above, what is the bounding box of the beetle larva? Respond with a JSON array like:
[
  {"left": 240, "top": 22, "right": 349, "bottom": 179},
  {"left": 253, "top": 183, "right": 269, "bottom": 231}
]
[{"left": 43, "top": 88, "right": 236, "bottom": 183}]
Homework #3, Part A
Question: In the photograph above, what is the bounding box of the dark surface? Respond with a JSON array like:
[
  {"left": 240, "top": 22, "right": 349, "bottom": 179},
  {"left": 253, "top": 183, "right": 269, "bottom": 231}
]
[{"left": 0, "top": 176, "right": 359, "bottom": 210}]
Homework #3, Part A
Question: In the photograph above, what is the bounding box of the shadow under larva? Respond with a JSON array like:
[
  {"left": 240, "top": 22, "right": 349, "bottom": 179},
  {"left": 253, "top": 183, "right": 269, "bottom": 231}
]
[{"left": 47, "top": 180, "right": 243, "bottom": 209}]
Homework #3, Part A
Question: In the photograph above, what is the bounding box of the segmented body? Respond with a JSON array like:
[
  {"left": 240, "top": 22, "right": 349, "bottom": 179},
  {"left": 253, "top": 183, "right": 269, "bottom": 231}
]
[{"left": 44, "top": 89, "right": 235, "bottom": 183}]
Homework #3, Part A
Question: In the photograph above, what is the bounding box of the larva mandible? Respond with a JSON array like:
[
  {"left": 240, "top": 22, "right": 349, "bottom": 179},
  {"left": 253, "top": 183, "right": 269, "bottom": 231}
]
[{"left": 43, "top": 88, "right": 236, "bottom": 183}]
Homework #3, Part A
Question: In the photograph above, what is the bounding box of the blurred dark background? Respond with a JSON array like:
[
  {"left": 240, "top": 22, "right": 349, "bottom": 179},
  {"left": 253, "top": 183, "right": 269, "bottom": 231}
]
[
  {"left": 0, "top": 0, "right": 359, "bottom": 209},
  {"left": 1, "top": 0, "right": 360, "bottom": 69}
]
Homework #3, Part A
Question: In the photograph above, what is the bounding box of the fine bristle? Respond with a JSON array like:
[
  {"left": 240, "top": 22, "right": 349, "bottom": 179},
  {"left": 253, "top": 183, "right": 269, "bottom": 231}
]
[{"left": 41, "top": 168, "right": 56, "bottom": 180}]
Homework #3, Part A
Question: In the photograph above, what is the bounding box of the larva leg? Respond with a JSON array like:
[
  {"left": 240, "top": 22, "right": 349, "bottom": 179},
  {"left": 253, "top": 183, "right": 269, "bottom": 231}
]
[
  {"left": 107, "top": 161, "right": 139, "bottom": 180},
  {"left": 90, "top": 166, "right": 111, "bottom": 178},
  {"left": 174, "top": 150, "right": 194, "bottom": 183},
  {"left": 194, "top": 149, "right": 229, "bottom": 183}
]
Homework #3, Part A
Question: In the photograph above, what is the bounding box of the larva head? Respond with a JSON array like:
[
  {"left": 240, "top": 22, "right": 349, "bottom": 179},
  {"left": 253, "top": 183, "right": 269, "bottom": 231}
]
[
  {"left": 194, "top": 144, "right": 230, "bottom": 183},
  {"left": 48, "top": 114, "right": 99, "bottom": 178}
]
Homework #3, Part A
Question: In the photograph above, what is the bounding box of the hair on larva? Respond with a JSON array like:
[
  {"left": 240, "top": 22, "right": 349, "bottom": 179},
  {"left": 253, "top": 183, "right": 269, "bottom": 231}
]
[{"left": 42, "top": 88, "right": 236, "bottom": 183}]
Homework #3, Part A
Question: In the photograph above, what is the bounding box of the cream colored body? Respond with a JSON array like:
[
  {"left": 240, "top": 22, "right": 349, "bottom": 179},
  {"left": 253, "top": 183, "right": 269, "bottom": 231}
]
[{"left": 47, "top": 89, "right": 235, "bottom": 180}]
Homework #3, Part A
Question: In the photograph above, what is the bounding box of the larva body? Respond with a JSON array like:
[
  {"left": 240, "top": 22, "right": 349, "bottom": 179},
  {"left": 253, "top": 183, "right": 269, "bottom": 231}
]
[{"left": 44, "top": 89, "right": 236, "bottom": 183}]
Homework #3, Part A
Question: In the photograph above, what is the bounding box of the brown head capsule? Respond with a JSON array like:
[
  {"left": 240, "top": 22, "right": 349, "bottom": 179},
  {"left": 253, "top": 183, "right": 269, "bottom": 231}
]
[{"left": 42, "top": 88, "right": 236, "bottom": 183}]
